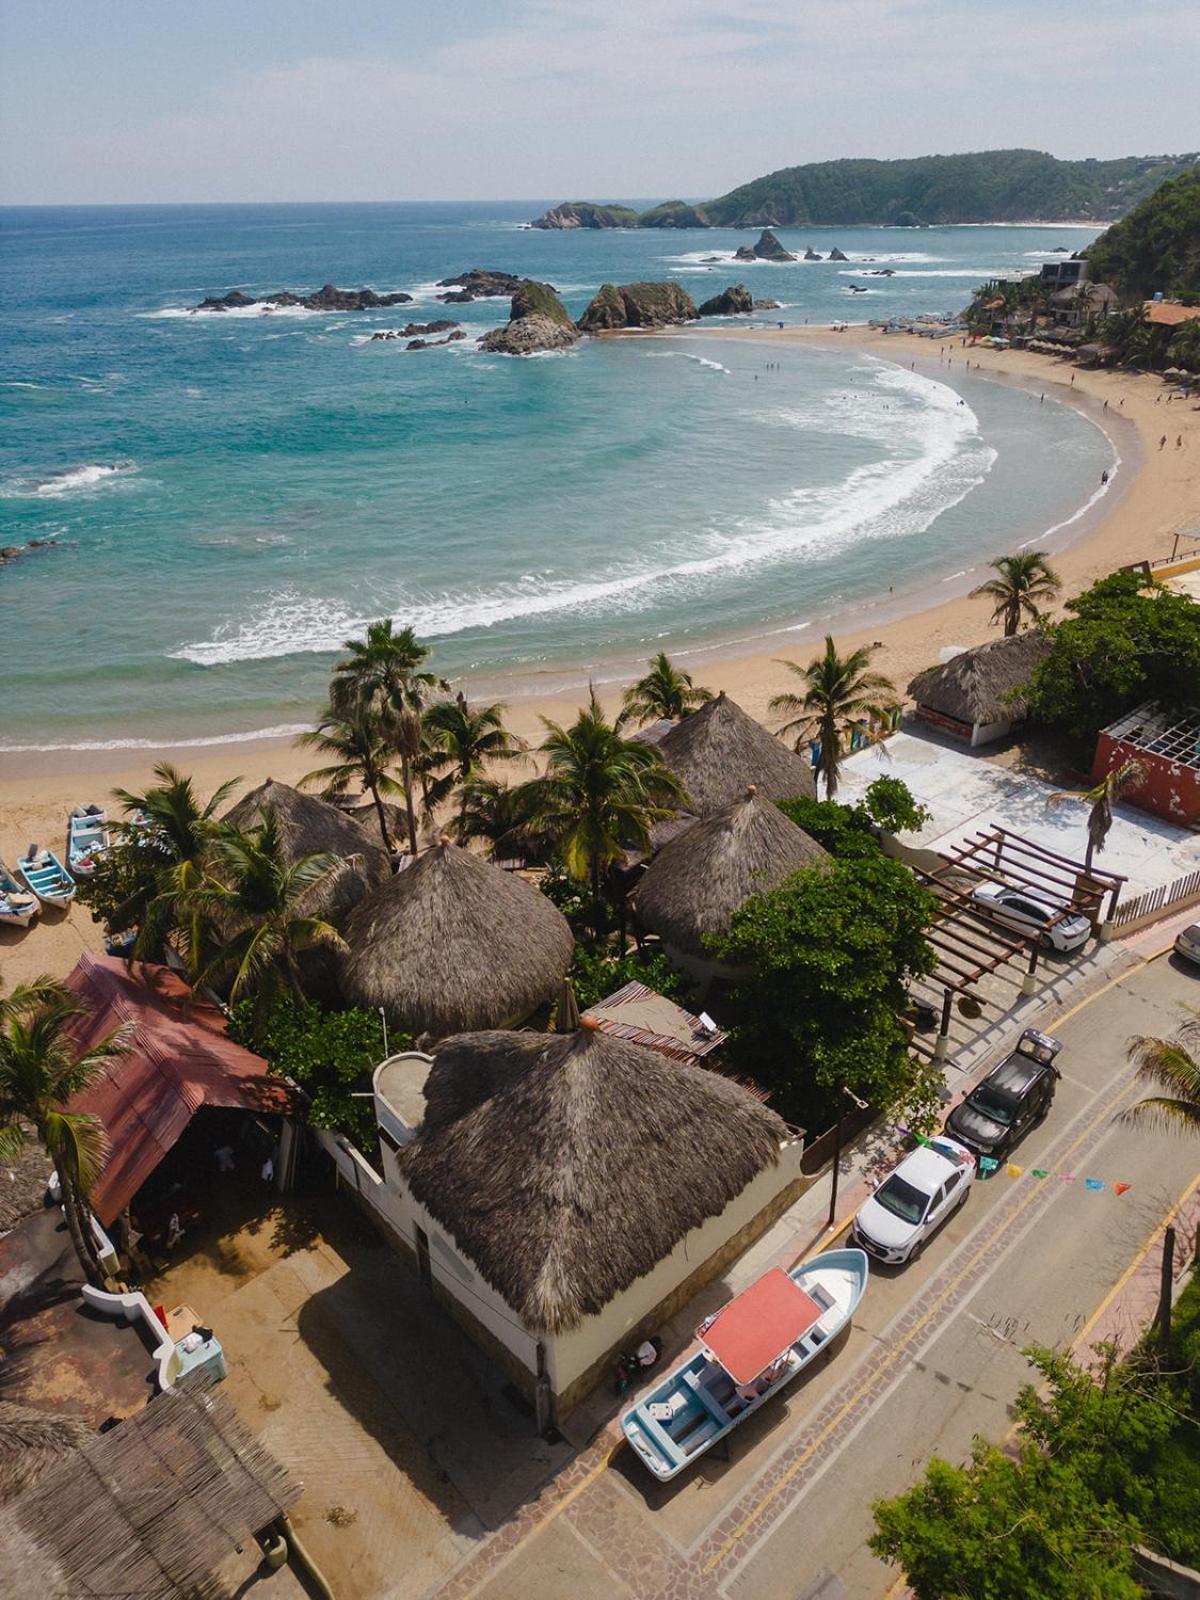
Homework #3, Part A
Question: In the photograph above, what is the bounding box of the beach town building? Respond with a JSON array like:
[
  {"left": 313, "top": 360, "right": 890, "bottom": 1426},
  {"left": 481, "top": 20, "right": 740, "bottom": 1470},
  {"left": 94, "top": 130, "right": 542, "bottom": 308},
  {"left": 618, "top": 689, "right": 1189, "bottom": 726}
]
[
  {"left": 339, "top": 836, "right": 574, "bottom": 1039},
  {"left": 1039, "top": 259, "right": 1090, "bottom": 289},
  {"left": 634, "top": 786, "right": 828, "bottom": 983},
  {"left": 582, "top": 979, "right": 728, "bottom": 1063},
  {"left": 369, "top": 1024, "right": 806, "bottom": 1420},
  {"left": 1143, "top": 300, "right": 1200, "bottom": 330},
  {"left": 1093, "top": 701, "right": 1200, "bottom": 826},
  {"left": 654, "top": 691, "right": 816, "bottom": 816},
  {"left": 907, "top": 631, "right": 1053, "bottom": 748}
]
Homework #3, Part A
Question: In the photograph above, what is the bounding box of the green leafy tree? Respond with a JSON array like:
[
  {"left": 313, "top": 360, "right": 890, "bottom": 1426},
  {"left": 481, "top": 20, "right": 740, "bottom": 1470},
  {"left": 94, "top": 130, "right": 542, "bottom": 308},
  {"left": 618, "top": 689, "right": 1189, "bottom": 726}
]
[
  {"left": 1123, "top": 1015, "right": 1200, "bottom": 1133},
  {"left": 1028, "top": 571, "right": 1200, "bottom": 742},
  {"left": 228, "top": 994, "right": 403, "bottom": 1149},
  {"left": 0, "top": 980, "right": 128, "bottom": 1284},
  {"left": 454, "top": 776, "right": 551, "bottom": 861},
  {"left": 189, "top": 810, "right": 346, "bottom": 1030},
  {"left": 519, "top": 694, "right": 687, "bottom": 904},
  {"left": 297, "top": 698, "right": 402, "bottom": 855},
  {"left": 617, "top": 652, "right": 712, "bottom": 729},
  {"left": 777, "top": 795, "right": 883, "bottom": 859},
  {"left": 713, "top": 854, "right": 939, "bottom": 1130},
  {"left": 770, "top": 636, "right": 897, "bottom": 799},
  {"left": 970, "top": 552, "right": 1061, "bottom": 637},
  {"left": 1049, "top": 760, "right": 1144, "bottom": 874},
  {"left": 1085, "top": 167, "right": 1200, "bottom": 301},
  {"left": 420, "top": 693, "right": 527, "bottom": 833},
  {"left": 862, "top": 776, "right": 933, "bottom": 836},
  {"left": 331, "top": 621, "right": 446, "bottom": 855}
]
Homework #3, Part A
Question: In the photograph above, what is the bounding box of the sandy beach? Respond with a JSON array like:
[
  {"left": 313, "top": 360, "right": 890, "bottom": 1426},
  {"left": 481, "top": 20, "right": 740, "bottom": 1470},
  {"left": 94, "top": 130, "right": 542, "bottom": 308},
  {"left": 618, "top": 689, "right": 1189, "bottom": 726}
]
[{"left": 3, "top": 327, "right": 1197, "bottom": 989}]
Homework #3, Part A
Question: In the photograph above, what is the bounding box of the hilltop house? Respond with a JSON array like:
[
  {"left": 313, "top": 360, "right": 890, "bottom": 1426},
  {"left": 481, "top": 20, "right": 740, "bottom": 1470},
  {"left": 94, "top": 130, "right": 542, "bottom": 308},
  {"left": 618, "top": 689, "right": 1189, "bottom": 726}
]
[
  {"left": 369, "top": 1024, "right": 807, "bottom": 1420},
  {"left": 908, "top": 631, "right": 1052, "bottom": 747}
]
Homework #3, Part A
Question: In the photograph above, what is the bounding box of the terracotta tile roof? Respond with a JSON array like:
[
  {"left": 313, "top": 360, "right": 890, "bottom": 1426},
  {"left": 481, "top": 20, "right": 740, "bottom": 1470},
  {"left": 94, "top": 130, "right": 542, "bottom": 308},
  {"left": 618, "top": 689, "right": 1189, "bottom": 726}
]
[{"left": 1144, "top": 301, "right": 1200, "bottom": 326}]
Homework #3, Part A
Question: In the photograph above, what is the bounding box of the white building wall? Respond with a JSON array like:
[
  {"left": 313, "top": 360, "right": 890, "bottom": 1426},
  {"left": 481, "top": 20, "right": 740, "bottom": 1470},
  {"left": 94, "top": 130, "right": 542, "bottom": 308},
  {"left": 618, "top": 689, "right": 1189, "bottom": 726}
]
[{"left": 970, "top": 716, "right": 1016, "bottom": 748}]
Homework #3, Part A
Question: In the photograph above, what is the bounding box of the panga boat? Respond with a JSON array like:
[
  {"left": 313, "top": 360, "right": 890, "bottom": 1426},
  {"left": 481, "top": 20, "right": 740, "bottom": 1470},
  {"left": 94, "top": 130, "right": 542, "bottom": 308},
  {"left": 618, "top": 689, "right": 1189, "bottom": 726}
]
[
  {"left": 17, "top": 846, "right": 76, "bottom": 909},
  {"left": 67, "top": 804, "right": 111, "bottom": 877},
  {"left": 0, "top": 862, "right": 39, "bottom": 927},
  {"left": 621, "top": 1248, "right": 868, "bottom": 1481}
]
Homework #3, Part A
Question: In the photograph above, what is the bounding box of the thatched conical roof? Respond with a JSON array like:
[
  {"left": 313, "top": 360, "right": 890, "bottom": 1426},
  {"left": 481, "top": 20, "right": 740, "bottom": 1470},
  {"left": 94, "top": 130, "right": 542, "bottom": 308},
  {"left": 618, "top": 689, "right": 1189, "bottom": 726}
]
[
  {"left": 0, "top": 1403, "right": 90, "bottom": 1503},
  {"left": 634, "top": 787, "right": 829, "bottom": 957},
  {"left": 403, "top": 1025, "right": 790, "bottom": 1332},
  {"left": 223, "top": 778, "right": 390, "bottom": 925},
  {"left": 340, "top": 839, "right": 574, "bottom": 1037},
  {"left": 908, "top": 630, "right": 1052, "bottom": 727},
  {"left": 657, "top": 691, "right": 815, "bottom": 815}
]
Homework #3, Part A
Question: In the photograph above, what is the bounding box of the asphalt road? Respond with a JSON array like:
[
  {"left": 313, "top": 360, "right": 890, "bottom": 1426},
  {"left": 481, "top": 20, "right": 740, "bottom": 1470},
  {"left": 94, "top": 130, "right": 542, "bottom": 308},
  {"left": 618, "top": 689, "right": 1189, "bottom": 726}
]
[{"left": 457, "top": 948, "right": 1200, "bottom": 1600}]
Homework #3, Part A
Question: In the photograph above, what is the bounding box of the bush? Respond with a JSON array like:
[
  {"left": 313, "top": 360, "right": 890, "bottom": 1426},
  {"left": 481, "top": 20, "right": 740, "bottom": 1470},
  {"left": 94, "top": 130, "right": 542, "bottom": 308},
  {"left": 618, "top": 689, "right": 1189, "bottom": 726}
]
[
  {"left": 566, "top": 943, "right": 691, "bottom": 1015},
  {"left": 229, "top": 995, "right": 407, "bottom": 1150}
]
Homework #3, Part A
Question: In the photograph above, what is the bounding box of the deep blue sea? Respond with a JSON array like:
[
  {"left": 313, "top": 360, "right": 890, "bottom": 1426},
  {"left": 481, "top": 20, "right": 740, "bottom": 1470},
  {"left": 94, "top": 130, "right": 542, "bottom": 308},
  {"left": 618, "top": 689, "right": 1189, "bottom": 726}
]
[{"left": 0, "top": 201, "right": 1112, "bottom": 750}]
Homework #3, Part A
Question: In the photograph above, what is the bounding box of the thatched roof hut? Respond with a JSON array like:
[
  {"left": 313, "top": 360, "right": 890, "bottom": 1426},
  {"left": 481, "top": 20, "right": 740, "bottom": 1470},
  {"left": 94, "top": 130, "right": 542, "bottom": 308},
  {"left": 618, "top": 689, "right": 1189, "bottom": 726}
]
[
  {"left": 0, "top": 1403, "right": 91, "bottom": 1504},
  {"left": 657, "top": 691, "right": 815, "bottom": 815},
  {"left": 908, "top": 631, "right": 1052, "bottom": 746},
  {"left": 634, "top": 787, "right": 828, "bottom": 959},
  {"left": 223, "top": 777, "right": 390, "bottom": 924},
  {"left": 340, "top": 838, "right": 574, "bottom": 1037},
  {"left": 403, "top": 1024, "right": 791, "bottom": 1332}
]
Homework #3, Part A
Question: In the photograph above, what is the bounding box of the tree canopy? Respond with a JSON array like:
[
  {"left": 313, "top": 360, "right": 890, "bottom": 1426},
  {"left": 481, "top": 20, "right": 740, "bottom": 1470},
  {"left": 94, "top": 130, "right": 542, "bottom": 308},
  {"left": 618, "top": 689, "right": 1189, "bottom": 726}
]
[{"left": 1085, "top": 166, "right": 1200, "bottom": 301}]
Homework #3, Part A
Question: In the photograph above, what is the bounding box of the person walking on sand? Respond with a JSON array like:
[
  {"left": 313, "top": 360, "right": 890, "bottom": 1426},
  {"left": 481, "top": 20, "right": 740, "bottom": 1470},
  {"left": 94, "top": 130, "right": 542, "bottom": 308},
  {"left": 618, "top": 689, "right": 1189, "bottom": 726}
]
[
  {"left": 1160, "top": 434, "right": 1167, "bottom": 449},
  {"left": 1179, "top": 435, "right": 1184, "bottom": 448},
  {"left": 1101, "top": 469, "right": 1109, "bottom": 485}
]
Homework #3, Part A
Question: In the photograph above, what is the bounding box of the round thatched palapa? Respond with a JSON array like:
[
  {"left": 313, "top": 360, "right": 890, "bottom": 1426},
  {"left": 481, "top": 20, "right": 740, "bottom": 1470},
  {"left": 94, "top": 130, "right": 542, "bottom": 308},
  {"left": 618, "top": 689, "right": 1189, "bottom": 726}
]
[
  {"left": 656, "top": 691, "right": 815, "bottom": 816},
  {"left": 223, "top": 778, "right": 390, "bottom": 926},
  {"left": 340, "top": 839, "right": 574, "bottom": 1037},
  {"left": 404, "top": 1024, "right": 791, "bottom": 1333},
  {"left": 634, "top": 787, "right": 828, "bottom": 958}
]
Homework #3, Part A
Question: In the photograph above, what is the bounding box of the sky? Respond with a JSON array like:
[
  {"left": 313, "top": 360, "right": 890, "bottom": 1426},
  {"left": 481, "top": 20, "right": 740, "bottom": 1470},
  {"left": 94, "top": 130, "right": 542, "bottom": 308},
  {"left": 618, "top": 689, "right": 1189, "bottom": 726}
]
[{"left": 2, "top": 0, "right": 1197, "bottom": 205}]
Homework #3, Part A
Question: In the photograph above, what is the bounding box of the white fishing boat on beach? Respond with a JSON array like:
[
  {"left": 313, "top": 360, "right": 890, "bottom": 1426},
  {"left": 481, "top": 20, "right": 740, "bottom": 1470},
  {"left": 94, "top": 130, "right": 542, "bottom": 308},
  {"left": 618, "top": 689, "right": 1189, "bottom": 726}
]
[
  {"left": 18, "top": 846, "right": 76, "bottom": 909},
  {"left": 67, "top": 803, "right": 111, "bottom": 876},
  {"left": 0, "top": 862, "right": 40, "bottom": 927}
]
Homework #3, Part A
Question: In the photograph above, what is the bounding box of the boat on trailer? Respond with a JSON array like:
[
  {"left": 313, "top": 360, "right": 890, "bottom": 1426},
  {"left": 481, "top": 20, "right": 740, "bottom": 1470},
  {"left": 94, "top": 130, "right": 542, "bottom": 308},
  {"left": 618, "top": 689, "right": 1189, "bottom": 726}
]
[
  {"left": 67, "top": 804, "right": 111, "bottom": 877},
  {"left": 621, "top": 1248, "right": 868, "bottom": 1481},
  {"left": 0, "top": 862, "right": 39, "bottom": 927},
  {"left": 17, "top": 846, "right": 76, "bottom": 909}
]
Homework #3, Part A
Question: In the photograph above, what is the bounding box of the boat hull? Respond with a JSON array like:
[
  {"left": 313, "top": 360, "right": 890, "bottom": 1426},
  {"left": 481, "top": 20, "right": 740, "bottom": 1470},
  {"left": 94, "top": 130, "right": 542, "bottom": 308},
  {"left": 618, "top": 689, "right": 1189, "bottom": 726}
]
[
  {"left": 18, "top": 851, "right": 77, "bottom": 909},
  {"left": 621, "top": 1247, "right": 868, "bottom": 1481}
]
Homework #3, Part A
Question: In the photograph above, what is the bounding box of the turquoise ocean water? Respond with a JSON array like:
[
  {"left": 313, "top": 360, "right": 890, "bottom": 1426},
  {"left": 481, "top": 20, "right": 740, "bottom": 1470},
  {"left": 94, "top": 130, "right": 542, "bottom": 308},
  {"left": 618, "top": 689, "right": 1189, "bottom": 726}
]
[{"left": 0, "top": 202, "right": 1112, "bottom": 750}]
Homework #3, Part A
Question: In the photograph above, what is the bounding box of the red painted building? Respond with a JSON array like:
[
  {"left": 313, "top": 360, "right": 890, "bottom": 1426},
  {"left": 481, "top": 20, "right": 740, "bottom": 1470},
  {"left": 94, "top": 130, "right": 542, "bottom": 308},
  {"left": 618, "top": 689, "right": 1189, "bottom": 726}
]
[{"left": 1093, "top": 702, "right": 1200, "bottom": 827}]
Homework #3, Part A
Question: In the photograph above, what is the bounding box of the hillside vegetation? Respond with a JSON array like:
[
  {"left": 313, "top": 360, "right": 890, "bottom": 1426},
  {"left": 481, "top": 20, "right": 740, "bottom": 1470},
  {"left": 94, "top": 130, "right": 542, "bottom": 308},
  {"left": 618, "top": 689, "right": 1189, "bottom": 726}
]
[
  {"left": 530, "top": 150, "right": 1198, "bottom": 230},
  {"left": 1085, "top": 168, "right": 1200, "bottom": 299}
]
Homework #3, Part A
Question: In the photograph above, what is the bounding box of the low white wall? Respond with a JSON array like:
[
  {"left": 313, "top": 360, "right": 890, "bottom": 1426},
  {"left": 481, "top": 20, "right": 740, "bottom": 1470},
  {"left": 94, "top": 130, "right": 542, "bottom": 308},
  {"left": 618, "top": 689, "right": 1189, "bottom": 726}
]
[
  {"left": 544, "top": 1140, "right": 806, "bottom": 1397},
  {"left": 970, "top": 716, "right": 1016, "bottom": 748}
]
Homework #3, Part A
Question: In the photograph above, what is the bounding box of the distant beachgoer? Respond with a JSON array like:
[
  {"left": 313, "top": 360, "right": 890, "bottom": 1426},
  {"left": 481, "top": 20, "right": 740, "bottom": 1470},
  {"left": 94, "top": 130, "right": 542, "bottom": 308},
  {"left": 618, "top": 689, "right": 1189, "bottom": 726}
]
[
  {"left": 1160, "top": 435, "right": 1167, "bottom": 449},
  {"left": 1103, "top": 400, "right": 1108, "bottom": 410},
  {"left": 1101, "top": 470, "right": 1109, "bottom": 485},
  {"left": 1040, "top": 393, "right": 1045, "bottom": 404},
  {"left": 1119, "top": 398, "right": 1125, "bottom": 408},
  {"left": 1070, "top": 375, "right": 1075, "bottom": 386},
  {"left": 1178, "top": 435, "right": 1184, "bottom": 448}
]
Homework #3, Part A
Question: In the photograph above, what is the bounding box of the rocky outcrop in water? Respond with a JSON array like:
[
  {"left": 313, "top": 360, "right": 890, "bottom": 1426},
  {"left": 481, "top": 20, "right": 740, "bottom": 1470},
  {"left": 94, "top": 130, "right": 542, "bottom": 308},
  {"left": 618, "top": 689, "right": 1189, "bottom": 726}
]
[
  {"left": 479, "top": 281, "right": 581, "bottom": 354},
  {"left": 436, "top": 270, "right": 531, "bottom": 303},
  {"left": 803, "top": 248, "right": 822, "bottom": 261},
  {"left": 697, "top": 284, "right": 754, "bottom": 316},
  {"left": 576, "top": 281, "right": 698, "bottom": 331},
  {"left": 194, "top": 284, "right": 414, "bottom": 312},
  {"left": 828, "top": 247, "right": 849, "bottom": 262},
  {"left": 1, "top": 537, "right": 60, "bottom": 565},
  {"left": 637, "top": 202, "right": 711, "bottom": 229},
  {"left": 753, "top": 298, "right": 781, "bottom": 310},
  {"left": 733, "top": 229, "right": 795, "bottom": 263},
  {"left": 370, "top": 321, "right": 458, "bottom": 341},
  {"left": 530, "top": 202, "right": 640, "bottom": 230},
  {"left": 407, "top": 332, "right": 468, "bottom": 350}
]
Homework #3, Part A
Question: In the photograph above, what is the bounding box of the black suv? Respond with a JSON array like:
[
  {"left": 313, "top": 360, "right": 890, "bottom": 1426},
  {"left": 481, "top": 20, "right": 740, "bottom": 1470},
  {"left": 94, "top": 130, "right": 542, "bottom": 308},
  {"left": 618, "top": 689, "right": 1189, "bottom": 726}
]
[{"left": 944, "top": 1028, "right": 1062, "bottom": 1161}]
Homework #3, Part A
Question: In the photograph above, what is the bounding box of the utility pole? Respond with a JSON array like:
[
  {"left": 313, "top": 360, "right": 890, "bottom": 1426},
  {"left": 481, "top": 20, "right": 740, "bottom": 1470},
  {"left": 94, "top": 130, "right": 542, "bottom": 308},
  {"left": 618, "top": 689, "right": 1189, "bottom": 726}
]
[
  {"left": 1157, "top": 1225, "right": 1177, "bottom": 1362},
  {"left": 827, "top": 1084, "right": 869, "bottom": 1229}
]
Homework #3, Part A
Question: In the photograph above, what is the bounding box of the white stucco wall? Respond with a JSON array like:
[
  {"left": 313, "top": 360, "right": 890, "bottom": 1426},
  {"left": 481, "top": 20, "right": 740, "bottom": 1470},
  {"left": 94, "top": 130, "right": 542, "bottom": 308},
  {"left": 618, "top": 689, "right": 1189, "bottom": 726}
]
[{"left": 970, "top": 716, "right": 1016, "bottom": 748}]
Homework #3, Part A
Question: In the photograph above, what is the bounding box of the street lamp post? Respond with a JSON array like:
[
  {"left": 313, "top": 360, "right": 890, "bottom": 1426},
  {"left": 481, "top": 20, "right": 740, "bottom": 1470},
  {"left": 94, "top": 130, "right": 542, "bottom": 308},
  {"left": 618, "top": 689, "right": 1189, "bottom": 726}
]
[{"left": 827, "top": 1083, "right": 869, "bottom": 1229}]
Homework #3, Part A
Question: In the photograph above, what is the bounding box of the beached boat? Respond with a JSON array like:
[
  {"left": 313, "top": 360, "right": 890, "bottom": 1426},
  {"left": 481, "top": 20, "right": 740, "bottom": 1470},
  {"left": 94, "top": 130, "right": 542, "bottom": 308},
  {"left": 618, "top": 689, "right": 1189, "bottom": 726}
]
[
  {"left": 621, "top": 1248, "right": 868, "bottom": 1481},
  {"left": 67, "top": 803, "right": 111, "bottom": 876},
  {"left": 18, "top": 846, "right": 76, "bottom": 909},
  {"left": 0, "top": 862, "right": 40, "bottom": 927}
]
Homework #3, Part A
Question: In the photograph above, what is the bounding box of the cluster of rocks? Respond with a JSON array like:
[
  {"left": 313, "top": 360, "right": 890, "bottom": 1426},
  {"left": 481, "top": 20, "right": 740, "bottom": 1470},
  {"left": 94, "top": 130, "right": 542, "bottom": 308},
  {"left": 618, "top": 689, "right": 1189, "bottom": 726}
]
[
  {"left": 435, "top": 270, "right": 531, "bottom": 303},
  {"left": 1, "top": 537, "right": 59, "bottom": 564},
  {"left": 193, "top": 284, "right": 414, "bottom": 313},
  {"left": 576, "top": 281, "right": 698, "bottom": 331},
  {"left": 369, "top": 320, "right": 468, "bottom": 349},
  {"left": 407, "top": 332, "right": 467, "bottom": 351},
  {"left": 735, "top": 229, "right": 796, "bottom": 263}
]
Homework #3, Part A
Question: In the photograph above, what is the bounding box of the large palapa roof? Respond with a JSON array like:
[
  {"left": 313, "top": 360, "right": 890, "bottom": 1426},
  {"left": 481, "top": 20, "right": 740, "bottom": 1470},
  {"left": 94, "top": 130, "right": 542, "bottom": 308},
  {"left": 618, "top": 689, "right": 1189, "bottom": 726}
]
[
  {"left": 340, "top": 838, "right": 574, "bottom": 1037},
  {"left": 908, "top": 630, "right": 1052, "bottom": 726},
  {"left": 634, "top": 787, "right": 829, "bottom": 957},
  {"left": 223, "top": 776, "right": 390, "bottom": 924},
  {"left": 657, "top": 691, "right": 815, "bottom": 815},
  {"left": 402, "top": 1025, "right": 791, "bottom": 1332}
]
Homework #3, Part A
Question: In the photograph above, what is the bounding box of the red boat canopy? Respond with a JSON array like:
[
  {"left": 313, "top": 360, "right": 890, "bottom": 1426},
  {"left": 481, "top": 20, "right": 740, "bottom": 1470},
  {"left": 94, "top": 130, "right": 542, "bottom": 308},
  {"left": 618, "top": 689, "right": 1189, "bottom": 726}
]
[
  {"left": 64, "top": 954, "right": 298, "bottom": 1225},
  {"left": 699, "top": 1267, "right": 821, "bottom": 1386}
]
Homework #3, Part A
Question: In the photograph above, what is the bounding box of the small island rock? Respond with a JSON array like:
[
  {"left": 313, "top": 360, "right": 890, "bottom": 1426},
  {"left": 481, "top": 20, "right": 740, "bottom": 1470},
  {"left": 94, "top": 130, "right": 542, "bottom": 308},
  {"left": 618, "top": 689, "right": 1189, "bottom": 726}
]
[
  {"left": 828, "top": 247, "right": 849, "bottom": 262},
  {"left": 697, "top": 284, "right": 754, "bottom": 316},
  {"left": 436, "top": 270, "right": 530, "bottom": 303},
  {"left": 480, "top": 280, "right": 581, "bottom": 354},
  {"left": 803, "top": 248, "right": 822, "bottom": 261},
  {"left": 576, "top": 281, "right": 697, "bottom": 331}
]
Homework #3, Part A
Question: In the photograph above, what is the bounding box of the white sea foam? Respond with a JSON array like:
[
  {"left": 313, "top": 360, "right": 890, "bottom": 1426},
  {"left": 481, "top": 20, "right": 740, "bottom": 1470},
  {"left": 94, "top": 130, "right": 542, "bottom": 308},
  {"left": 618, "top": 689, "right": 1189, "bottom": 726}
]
[
  {"left": 173, "top": 360, "right": 996, "bottom": 667},
  {"left": 643, "top": 352, "right": 730, "bottom": 373},
  {"left": 0, "top": 723, "right": 310, "bottom": 755},
  {"left": 0, "top": 460, "right": 140, "bottom": 499}
]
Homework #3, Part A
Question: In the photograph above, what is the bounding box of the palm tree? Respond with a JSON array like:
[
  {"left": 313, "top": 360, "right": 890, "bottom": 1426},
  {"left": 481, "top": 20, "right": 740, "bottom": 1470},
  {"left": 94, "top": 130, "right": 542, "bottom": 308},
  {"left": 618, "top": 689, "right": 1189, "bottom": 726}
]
[
  {"left": 189, "top": 809, "right": 346, "bottom": 1030},
  {"left": 455, "top": 776, "right": 548, "bottom": 861},
  {"left": 970, "top": 553, "right": 1061, "bottom": 637},
  {"left": 330, "top": 621, "right": 445, "bottom": 855},
  {"left": 770, "top": 636, "right": 897, "bottom": 800},
  {"left": 1123, "top": 1020, "right": 1200, "bottom": 1134},
  {"left": 420, "top": 693, "right": 527, "bottom": 833},
  {"left": 296, "top": 699, "right": 401, "bottom": 855},
  {"left": 519, "top": 694, "right": 686, "bottom": 903},
  {"left": 1049, "top": 760, "right": 1144, "bottom": 875},
  {"left": 617, "top": 652, "right": 712, "bottom": 729},
  {"left": 111, "top": 763, "right": 240, "bottom": 963},
  {"left": 0, "top": 980, "right": 128, "bottom": 1284}
]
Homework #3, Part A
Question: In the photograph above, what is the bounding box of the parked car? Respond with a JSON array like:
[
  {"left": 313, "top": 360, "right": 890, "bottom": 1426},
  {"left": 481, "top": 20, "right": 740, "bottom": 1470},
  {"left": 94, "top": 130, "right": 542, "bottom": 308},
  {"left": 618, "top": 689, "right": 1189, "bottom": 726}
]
[
  {"left": 852, "top": 1136, "right": 976, "bottom": 1265},
  {"left": 1174, "top": 922, "right": 1200, "bottom": 967},
  {"left": 945, "top": 1027, "right": 1062, "bottom": 1161},
  {"left": 970, "top": 882, "right": 1092, "bottom": 953}
]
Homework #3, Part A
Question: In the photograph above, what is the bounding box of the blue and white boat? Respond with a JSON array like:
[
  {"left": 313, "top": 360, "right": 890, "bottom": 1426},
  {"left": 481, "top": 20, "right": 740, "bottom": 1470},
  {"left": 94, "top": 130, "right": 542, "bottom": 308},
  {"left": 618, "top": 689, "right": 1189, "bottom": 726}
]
[
  {"left": 621, "top": 1248, "right": 868, "bottom": 1481},
  {"left": 17, "top": 846, "right": 76, "bottom": 909},
  {"left": 0, "top": 862, "right": 40, "bottom": 927},
  {"left": 67, "top": 804, "right": 111, "bottom": 876}
]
